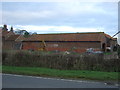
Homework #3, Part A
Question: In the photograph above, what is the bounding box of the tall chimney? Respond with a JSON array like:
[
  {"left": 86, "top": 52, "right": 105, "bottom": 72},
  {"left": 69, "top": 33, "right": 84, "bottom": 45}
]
[
  {"left": 2, "top": 24, "right": 8, "bottom": 31},
  {"left": 10, "top": 26, "right": 13, "bottom": 32}
]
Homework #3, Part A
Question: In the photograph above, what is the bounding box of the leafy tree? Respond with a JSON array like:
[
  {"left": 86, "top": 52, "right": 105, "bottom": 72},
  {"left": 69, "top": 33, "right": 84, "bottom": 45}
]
[{"left": 24, "top": 31, "right": 30, "bottom": 37}]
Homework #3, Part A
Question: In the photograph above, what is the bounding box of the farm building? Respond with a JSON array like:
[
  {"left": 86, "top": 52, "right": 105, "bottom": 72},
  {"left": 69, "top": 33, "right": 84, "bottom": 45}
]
[
  {"left": 15, "top": 32, "right": 117, "bottom": 53},
  {"left": 1, "top": 24, "right": 117, "bottom": 53},
  {"left": 0, "top": 25, "right": 20, "bottom": 50}
]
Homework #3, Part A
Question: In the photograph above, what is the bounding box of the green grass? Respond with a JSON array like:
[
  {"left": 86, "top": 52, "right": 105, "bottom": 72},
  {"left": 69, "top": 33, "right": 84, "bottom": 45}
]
[{"left": 2, "top": 65, "right": 119, "bottom": 81}]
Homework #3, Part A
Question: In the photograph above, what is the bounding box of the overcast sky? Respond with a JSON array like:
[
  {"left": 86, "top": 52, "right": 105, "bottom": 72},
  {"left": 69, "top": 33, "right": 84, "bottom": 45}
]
[{"left": 1, "top": 1, "right": 119, "bottom": 39}]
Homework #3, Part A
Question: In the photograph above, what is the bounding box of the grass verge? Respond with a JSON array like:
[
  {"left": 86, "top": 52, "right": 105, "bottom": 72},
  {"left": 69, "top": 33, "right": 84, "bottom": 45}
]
[{"left": 2, "top": 65, "right": 119, "bottom": 81}]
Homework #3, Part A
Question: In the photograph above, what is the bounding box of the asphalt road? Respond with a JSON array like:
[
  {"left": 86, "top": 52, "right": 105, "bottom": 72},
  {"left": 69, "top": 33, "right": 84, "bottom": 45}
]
[{"left": 2, "top": 74, "right": 119, "bottom": 88}]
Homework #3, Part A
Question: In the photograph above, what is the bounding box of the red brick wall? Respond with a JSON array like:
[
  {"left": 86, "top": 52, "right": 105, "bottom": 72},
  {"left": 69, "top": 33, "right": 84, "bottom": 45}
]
[
  {"left": 22, "top": 42, "right": 42, "bottom": 50},
  {"left": 22, "top": 41, "right": 102, "bottom": 53},
  {"left": 47, "top": 42, "right": 101, "bottom": 48}
]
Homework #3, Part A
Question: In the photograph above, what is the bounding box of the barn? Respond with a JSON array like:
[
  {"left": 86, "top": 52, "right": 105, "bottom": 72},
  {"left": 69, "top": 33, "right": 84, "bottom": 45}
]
[
  {"left": 0, "top": 25, "right": 20, "bottom": 50},
  {"left": 15, "top": 32, "right": 117, "bottom": 53}
]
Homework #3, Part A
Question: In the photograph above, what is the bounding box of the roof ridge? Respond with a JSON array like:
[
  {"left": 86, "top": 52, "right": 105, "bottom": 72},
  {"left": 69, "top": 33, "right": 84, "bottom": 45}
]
[
  {"left": 104, "top": 33, "right": 113, "bottom": 39},
  {"left": 34, "top": 32, "right": 104, "bottom": 35},
  {"left": 16, "top": 32, "right": 105, "bottom": 42}
]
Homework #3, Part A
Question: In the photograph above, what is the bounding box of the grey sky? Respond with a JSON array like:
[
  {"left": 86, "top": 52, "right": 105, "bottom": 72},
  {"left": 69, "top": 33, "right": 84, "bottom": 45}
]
[{"left": 1, "top": 2, "right": 119, "bottom": 38}]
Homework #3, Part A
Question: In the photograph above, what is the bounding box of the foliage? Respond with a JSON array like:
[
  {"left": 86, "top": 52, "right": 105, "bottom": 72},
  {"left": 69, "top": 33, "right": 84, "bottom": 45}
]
[
  {"left": 118, "top": 45, "right": 120, "bottom": 57},
  {"left": 24, "top": 31, "right": 30, "bottom": 37},
  {"left": 2, "top": 50, "right": 120, "bottom": 72}
]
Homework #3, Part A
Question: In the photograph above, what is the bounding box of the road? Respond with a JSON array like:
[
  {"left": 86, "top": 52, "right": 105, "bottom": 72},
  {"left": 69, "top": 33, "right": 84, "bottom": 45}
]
[{"left": 2, "top": 74, "right": 119, "bottom": 88}]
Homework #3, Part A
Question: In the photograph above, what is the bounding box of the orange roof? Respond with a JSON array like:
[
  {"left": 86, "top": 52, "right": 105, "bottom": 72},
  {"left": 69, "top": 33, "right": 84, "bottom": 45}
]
[
  {"left": 5, "top": 35, "right": 20, "bottom": 41},
  {"left": 104, "top": 33, "right": 117, "bottom": 40},
  {"left": 6, "top": 31, "right": 15, "bottom": 36},
  {"left": 16, "top": 32, "right": 106, "bottom": 42},
  {"left": 2, "top": 30, "right": 9, "bottom": 36},
  {"left": 1, "top": 28, "right": 16, "bottom": 38},
  {"left": 104, "top": 33, "right": 112, "bottom": 39}
]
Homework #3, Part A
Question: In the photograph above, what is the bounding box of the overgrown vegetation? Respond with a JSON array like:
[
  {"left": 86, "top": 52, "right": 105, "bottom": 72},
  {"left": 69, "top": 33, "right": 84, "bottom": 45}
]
[
  {"left": 118, "top": 45, "right": 120, "bottom": 58},
  {"left": 2, "top": 65, "right": 119, "bottom": 81},
  {"left": 2, "top": 50, "right": 120, "bottom": 72}
]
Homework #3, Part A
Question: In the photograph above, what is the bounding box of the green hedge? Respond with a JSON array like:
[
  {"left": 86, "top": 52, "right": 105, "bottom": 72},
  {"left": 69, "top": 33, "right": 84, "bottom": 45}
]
[
  {"left": 2, "top": 50, "right": 120, "bottom": 72},
  {"left": 118, "top": 45, "right": 120, "bottom": 57}
]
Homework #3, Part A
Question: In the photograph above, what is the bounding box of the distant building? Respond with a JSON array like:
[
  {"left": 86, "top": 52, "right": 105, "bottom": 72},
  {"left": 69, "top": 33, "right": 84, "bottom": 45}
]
[
  {"left": 14, "top": 29, "right": 27, "bottom": 35},
  {"left": 1, "top": 25, "right": 20, "bottom": 50},
  {"left": 1, "top": 24, "right": 117, "bottom": 52},
  {"left": 16, "top": 32, "right": 117, "bottom": 53}
]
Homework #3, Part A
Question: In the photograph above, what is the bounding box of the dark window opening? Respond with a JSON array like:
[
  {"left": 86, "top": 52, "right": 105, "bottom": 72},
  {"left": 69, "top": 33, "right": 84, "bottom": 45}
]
[{"left": 102, "top": 43, "right": 106, "bottom": 52}]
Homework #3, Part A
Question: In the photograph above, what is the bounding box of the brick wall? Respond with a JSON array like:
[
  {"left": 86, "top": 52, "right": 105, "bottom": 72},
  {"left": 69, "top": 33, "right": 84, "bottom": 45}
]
[
  {"left": 22, "top": 42, "right": 41, "bottom": 50},
  {"left": 22, "top": 41, "right": 102, "bottom": 53}
]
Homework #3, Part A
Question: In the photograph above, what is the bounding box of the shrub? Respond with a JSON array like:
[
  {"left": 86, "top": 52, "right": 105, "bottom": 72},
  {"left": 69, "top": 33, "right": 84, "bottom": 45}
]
[
  {"left": 2, "top": 50, "right": 120, "bottom": 72},
  {"left": 118, "top": 45, "right": 120, "bottom": 58}
]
